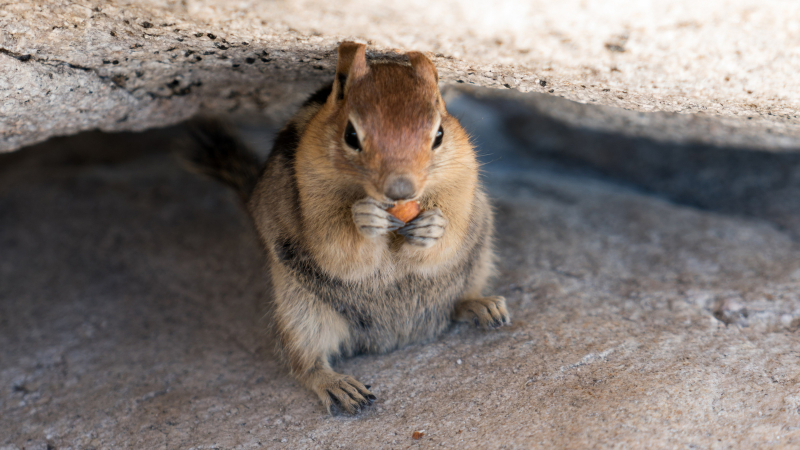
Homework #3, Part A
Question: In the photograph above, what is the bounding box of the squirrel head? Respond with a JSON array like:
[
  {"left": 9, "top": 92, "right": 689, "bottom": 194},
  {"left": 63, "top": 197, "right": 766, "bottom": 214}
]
[{"left": 325, "top": 42, "right": 451, "bottom": 203}]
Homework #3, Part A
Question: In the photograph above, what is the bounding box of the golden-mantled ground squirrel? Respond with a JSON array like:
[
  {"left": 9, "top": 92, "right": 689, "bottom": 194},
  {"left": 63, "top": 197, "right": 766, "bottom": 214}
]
[{"left": 187, "top": 42, "right": 510, "bottom": 415}]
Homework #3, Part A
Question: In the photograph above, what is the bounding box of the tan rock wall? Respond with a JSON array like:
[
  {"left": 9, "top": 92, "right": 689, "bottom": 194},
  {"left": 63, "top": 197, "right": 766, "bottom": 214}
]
[{"left": 2, "top": 0, "right": 799, "bottom": 152}]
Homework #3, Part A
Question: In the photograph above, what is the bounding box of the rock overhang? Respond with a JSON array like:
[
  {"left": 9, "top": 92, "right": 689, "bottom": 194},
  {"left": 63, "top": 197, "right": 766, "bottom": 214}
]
[{"left": 1, "top": 0, "right": 799, "bottom": 152}]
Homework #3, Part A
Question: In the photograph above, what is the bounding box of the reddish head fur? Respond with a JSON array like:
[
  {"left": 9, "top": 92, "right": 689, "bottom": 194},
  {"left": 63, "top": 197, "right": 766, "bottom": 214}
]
[{"left": 326, "top": 42, "right": 446, "bottom": 202}]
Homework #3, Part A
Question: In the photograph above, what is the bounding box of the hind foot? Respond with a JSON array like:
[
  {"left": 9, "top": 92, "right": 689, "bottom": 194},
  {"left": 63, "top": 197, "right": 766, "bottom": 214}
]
[{"left": 454, "top": 296, "right": 511, "bottom": 329}]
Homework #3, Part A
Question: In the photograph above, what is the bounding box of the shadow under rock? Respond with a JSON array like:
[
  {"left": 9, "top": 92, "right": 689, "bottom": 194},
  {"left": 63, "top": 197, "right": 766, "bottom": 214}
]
[
  {"left": 0, "top": 127, "right": 283, "bottom": 386},
  {"left": 450, "top": 89, "right": 800, "bottom": 239}
]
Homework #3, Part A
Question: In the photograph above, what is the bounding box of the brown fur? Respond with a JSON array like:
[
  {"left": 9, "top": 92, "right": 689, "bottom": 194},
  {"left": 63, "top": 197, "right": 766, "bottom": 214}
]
[{"left": 190, "top": 42, "right": 509, "bottom": 415}]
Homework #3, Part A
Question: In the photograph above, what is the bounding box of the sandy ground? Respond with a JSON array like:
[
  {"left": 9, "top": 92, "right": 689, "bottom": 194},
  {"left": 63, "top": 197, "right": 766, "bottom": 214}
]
[{"left": 2, "top": 91, "right": 800, "bottom": 449}]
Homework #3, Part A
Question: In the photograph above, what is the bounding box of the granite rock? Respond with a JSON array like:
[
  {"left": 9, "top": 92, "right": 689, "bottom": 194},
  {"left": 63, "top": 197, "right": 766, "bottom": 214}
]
[{"left": 2, "top": 0, "right": 799, "bottom": 152}]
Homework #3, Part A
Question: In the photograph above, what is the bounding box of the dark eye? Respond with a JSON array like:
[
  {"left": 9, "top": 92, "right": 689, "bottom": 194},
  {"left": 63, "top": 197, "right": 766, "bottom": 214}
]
[
  {"left": 344, "top": 121, "right": 361, "bottom": 151},
  {"left": 432, "top": 125, "right": 444, "bottom": 150}
]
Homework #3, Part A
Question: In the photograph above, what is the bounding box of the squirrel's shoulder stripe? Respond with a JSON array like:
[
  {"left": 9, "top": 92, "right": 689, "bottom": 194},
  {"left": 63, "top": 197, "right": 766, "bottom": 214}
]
[
  {"left": 270, "top": 122, "right": 300, "bottom": 163},
  {"left": 303, "top": 82, "right": 334, "bottom": 109}
]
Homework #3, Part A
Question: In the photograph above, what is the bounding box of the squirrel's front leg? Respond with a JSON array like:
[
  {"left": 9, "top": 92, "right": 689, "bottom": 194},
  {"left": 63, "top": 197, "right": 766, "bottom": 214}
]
[
  {"left": 352, "top": 197, "right": 405, "bottom": 238},
  {"left": 270, "top": 265, "right": 376, "bottom": 415},
  {"left": 397, "top": 208, "right": 448, "bottom": 248}
]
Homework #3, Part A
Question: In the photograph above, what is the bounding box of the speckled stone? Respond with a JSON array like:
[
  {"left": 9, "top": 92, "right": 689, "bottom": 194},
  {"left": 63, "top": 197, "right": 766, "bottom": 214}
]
[{"left": 1, "top": 0, "right": 799, "bottom": 152}]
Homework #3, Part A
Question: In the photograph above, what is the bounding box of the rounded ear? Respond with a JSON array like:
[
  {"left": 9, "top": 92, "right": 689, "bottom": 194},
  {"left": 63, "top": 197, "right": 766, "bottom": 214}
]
[
  {"left": 407, "top": 51, "right": 439, "bottom": 87},
  {"left": 331, "top": 42, "right": 369, "bottom": 101}
]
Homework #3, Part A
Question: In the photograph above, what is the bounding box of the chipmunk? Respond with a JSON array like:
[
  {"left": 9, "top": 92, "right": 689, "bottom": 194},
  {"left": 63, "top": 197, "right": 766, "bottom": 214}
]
[{"left": 186, "top": 42, "right": 510, "bottom": 415}]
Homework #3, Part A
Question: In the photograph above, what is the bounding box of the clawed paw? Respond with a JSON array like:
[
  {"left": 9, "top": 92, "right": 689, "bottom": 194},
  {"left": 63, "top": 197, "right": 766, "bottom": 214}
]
[
  {"left": 314, "top": 373, "right": 376, "bottom": 415},
  {"left": 352, "top": 197, "right": 404, "bottom": 238},
  {"left": 454, "top": 296, "right": 511, "bottom": 329},
  {"left": 397, "top": 208, "right": 447, "bottom": 248}
]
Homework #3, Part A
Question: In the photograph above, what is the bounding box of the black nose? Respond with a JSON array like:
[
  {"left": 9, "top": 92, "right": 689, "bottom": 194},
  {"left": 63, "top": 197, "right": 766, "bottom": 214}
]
[{"left": 384, "top": 176, "right": 416, "bottom": 200}]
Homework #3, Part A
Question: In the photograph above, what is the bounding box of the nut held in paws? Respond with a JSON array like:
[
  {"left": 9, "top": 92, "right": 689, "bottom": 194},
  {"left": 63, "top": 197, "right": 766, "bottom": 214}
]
[{"left": 386, "top": 200, "right": 421, "bottom": 223}]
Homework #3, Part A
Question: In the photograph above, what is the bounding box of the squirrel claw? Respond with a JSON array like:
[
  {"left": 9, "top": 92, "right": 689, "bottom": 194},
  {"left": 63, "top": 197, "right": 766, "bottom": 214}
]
[
  {"left": 398, "top": 208, "right": 447, "bottom": 247},
  {"left": 315, "top": 372, "right": 375, "bottom": 415},
  {"left": 353, "top": 197, "right": 405, "bottom": 237},
  {"left": 453, "top": 296, "right": 511, "bottom": 329}
]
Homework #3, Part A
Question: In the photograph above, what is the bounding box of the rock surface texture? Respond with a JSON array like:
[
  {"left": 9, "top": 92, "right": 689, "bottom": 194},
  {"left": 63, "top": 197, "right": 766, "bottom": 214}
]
[
  {"left": 2, "top": 93, "right": 800, "bottom": 449},
  {"left": 2, "top": 0, "right": 800, "bottom": 152}
]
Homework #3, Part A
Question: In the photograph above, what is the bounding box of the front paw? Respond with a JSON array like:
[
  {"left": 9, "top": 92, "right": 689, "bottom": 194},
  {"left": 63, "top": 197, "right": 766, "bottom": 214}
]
[
  {"left": 397, "top": 208, "right": 447, "bottom": 248},
  {"left": 311, "top": 371, "right": 376, "bottom": 415},
  {"left": 352, "top": 197, "right": 405, "bottom": 238}
]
